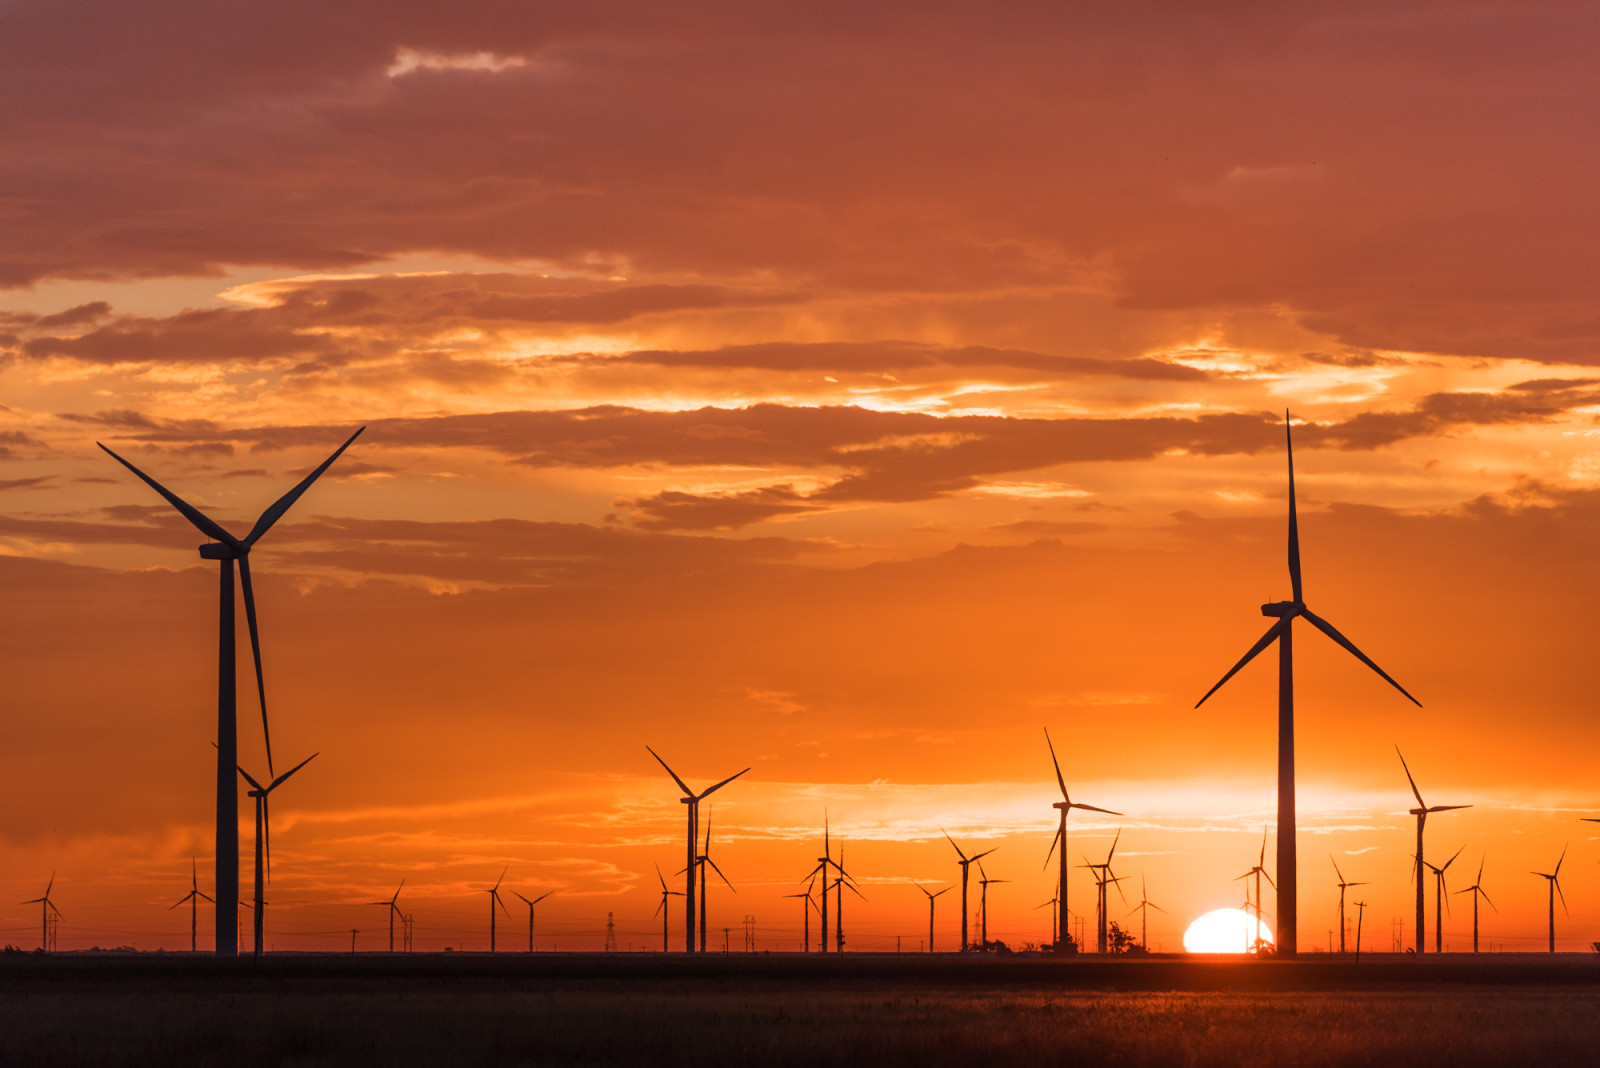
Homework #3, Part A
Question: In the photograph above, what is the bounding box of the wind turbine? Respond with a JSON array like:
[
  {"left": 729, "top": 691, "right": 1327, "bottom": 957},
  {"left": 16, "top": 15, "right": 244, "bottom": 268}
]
[
  {"left": 513, "top": 888, "right": 555, "bottom": 953},
  {"left": 236, "top": 752, "right": 317, "bottom": 957},
  {"left": 1532, "top": 845, "right": 1567, "bottom": 953},
  {"left": 1127, "top": 874, "right": 1165, "bottom": 952},
  {"left": 802, "top": 814, "right": 847, "bottom": 953},
  {"left": 370, "top": 880, "right": 405, "bottom": 953},
  {"left": 170, "top": 858, "right": 215, "bottom": 953},
  {"left": 918, "top": 885, "right": 951, "bottom": 953},
  {"left": 1422, "top": 844, "right": 1464, "bottom": 953},
  {"left": 1042, "top": 727, "right": 1119, "bottom": 956},
  {"left": 1194, "top": 412, "right": 1420, "bottom": 957},
  {"left": 100, "top": 426, "right": 363, "bottom": 956},
  {"left": 1234, "top": 830, "right": 1275, "bottom": 955},
  {"left": 692, "top": 811, "right": 736, "bottom": 953},
  {"left": 656, "top": 867, "right": 686, "bottom": 953},
  {"left": 830, "top": 839, "right": 866, "bottom": 953},
  {"left": 1353, "top": 899, "right": 1367, "bottom": 963},
  {"left": 1330, "top": 856, "right": 1366, "bottom": 955},
  {"left": 1396, "top": 746, "right": 1470, "bottom": 953},
  {"left": 976, "top": 860, "right": 1008, "bottom": 951},
  {"left": 942, "top": 830, "right": 996, "bottom": 952},
  {"left": 646, "top": 746, "right": 747, "bottom": 954},
  {"left": 1035, "top": 891, "right": 1058, "bottom": 948},
  {"left": 22, "top": 874, "right": 61, "bottom": 952},
  {"left": 482, "top": 866, "right": 509, "bottom": 952},
  {"left": 782, "top": 877, "right": 817, "bottom": 953},
  {"left": 1079, "top": 827, "right": 1125, "bottom": 953},
  {"left": 1454, "top": 855, "right": 1495, "bottom": 953}
]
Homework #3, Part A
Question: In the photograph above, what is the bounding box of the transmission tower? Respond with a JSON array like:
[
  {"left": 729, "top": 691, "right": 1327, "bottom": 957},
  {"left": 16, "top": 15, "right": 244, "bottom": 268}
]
[
  {"left": 604, "top": 912, "right": 617, "bottom": 952},
  {"left": 403, "top": 914, "right": 415, "bottom": 953},
  {"left": 46, "top": 912, "right": 58, "bottom": 953},
  {"left": 743, "top": 914, "right": 756, "bottom": 953}
]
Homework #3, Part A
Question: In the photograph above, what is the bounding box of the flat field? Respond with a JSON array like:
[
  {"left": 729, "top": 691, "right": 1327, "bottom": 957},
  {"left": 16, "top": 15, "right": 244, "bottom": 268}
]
[{"left": 2, "top": 953, "right": 1598, "bottom": 1067}]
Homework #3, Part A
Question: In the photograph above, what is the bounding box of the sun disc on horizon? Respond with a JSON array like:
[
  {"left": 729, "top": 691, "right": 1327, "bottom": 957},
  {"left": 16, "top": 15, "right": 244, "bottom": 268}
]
[{"left": 1183, "top": 908, "right": 1273, "bottom": 953}]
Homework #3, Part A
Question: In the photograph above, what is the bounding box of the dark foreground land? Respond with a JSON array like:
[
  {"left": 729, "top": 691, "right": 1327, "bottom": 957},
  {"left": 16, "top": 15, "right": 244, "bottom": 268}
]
[{"left": 3, "top": 953, "right": 1599, "bottom": 1067}]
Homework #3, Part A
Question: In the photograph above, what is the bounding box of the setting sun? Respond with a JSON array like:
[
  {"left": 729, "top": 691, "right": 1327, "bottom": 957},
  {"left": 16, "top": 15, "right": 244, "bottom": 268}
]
[{"left": 1183, "top": 909, "right": 1274, "bottom": 954}]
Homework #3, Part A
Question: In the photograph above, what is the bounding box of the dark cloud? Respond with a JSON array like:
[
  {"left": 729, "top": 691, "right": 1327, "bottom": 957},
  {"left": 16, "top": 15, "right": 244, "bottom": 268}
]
[
  {"left": 0, "top": 475, "right": 54, "bottom": 490},
  {"left": 621, "top": 484, "right": 814, "bottom": 531}
]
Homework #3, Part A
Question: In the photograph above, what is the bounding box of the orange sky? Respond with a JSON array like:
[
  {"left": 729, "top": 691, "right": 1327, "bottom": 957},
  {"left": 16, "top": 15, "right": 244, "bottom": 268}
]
[{"left": 2, "top": 2, "right": 1599, "bottom": 954}]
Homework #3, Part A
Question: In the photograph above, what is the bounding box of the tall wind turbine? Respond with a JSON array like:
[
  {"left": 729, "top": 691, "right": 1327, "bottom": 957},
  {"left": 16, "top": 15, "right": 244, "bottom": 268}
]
[
  {"left": 1330, "top": 856, "right": 1366, "bottom": 955},
  {"left": 1422, "top": 844, "right": 1464, "bottom": 953},
  {"left": 236, "top": 752, "right": 317, "bottom": 957},
  {"left": 483, "top": 866, "right": 510, "bottom": 952},
  {"left": 976, "top": 860, "right": 1008, "bottom": 950},
  {"left": 22, "top": 874, "right": 60, "bottom": 952},
  {"left": 1042, "top": 727, "right": 1119, "bottom": 955},
  {"left": 1532, "top": 845, "right": 1567, "bottom": 953},
  {"left": 100, "top": 426, "right": 364, "bottom": 955},
  {"left": 1396, "top": 746, "right": 1470, "bottom": 953},
  {"left": 692, "top": 812, "right": 736, "bottom": 953},
  {"left": 370, "top": 880, "right": 405, "bottom": 953},
  {"left": 1127, "top": 874, "right": 1165, "bottom": 952},
  {"left": 802, "top": 815, "right": 846, "bottom": 953},
  {"left": 942, "top": 830, "right": 995, "bottom": 952},
  {"left": 782, "top": 878, "right": 817, "bottom": 953},
  {"left": 513, "top": 889, "right": 555, "bottom": 953},
  {"left": 646, "top": 746, "right": 747, "bottom": 954},
  {"left": 1454, "top": 855, "right": 1495, "bottom": 953},
  {"left": 171, "top": 858, "right": 214, "bottom": 953},
  {"left": 918, "top": 885, "right": 950, "bottom": 953},
  {"left": 1194, "top": 412, "right": 1420, "bottom": 957}
]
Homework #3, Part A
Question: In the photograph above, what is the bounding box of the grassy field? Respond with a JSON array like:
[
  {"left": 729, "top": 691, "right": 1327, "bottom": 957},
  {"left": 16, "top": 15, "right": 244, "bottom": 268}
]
[{"left": 2, "top": 954, "right": 1598, "bottom": 1067}]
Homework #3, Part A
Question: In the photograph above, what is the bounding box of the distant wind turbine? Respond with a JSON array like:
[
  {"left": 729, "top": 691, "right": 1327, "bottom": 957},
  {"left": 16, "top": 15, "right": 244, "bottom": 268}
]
[
  {"left": 1234, "top": 830, "right": 1275, "bottom": 955},
  {"left": 1422, "top": 844, "right": 1465, "bottom": 953},
  {"left": 1330, "top": 856, "right": 1366, "bottom": 955},
  {"left": 782, "top": 877, "right": 818, "bottom": 954},
  {"left": 513, "top": 889, "right": 555, "bottom": 953},
  {"left": 22, "top": 874, "right": 60, "bottom": 952},
  {"left": 369, "top": 880, "right": 405, "bottom": 953},
  {"left": 830, "top": 840, "right": 866, "bottom": 953},
  {"left": 1034, "top": 889, "right": 1058, "bottom": 948},
  {"left": 482, "top": 866, "right": 510, "bottom": 952},
  {"left": 1195, "top": 412, "right": 1421, "bottom": 958},
  {"left": 1079, "top": 827, "right": 1126, "bottom": 953},
  {"left": 918, "top": 885, "right": 951, "bottom": 953},
  {"left": 1042, "top": 727, "right": 1119, "bottom": 956},
  {"left": 1454, "top": 855, "right": 1495, "bottom": 953},
  {"left": 100, "top": 427, "right": 363, "bottom": 956},
  {"left": 236, "top": 752, "right": 318, "bottom": 957},
  {"left": 170, "top": 858, "right": 214, "bottom": 953},
  {"left": 1396, "top": 746, "right": 1470, "bottom": 953},
  {"left": 976, "top": 860, "right": 1008, "bottom": 951},
  {"left": 646, "top": 746, "right": 747, "bottom": 954},
  {"left": 1127, "top": 874, "right": 1165, "bottom": 952},
  {"left": 802, "top": 814, "right": 848, "bottom": 953},
  {"left": 942, "top": 830, "right": 995, "bottom": 953},
  {"left": 1532, "top": 845, "right": 1568, "bottom": 953},
  {"left": 1354, "top": 899, "right": 1368, "bottom": 963},
  {"left": 690, "top": 811, "right": 736, "bottom": 953}
]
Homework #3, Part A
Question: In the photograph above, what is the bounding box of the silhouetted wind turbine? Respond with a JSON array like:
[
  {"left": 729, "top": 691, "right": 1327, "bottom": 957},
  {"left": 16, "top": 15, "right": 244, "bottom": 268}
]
[
  {"left": 1234, "top": 830, "right": 1275, "bottom": 954},
  {"left": 370, "top": 880, "right": 405, "bottom": 953},
  {"left": 1194, "top": 413, "right": 1420, "bottom": 958},
  {"left": 171, "top": 858, "right": 214, "bottom": 953},
  {"left": 513, "top": 888, "right": 555, "bottom": 953},
  {"left": 1035, "top": 891, "right": 1058, "bottom": 947},
  {"left": 1532, "top": 845, "right": 1567, "bottom": 953},
  {"left": 1330, "top": 856, "right": 1366, "bottom": 955},
  {"left": 830, "top": 839, "right": 866, "bottom": 953},
  {"left": 1128, "top": 874, "right": 1165, "bottom": 951},
  {"left": 1353, "top": 899, "right": 1367, "bottom": 963},
  {"left": 22, "top": 873, "right": 60, "bottom": 952},
  {"left": 801, "top": 814, "right": 849, "bottom": 953},
  {"left": 1422, "top": 844, "right": 1464, "bottom": 953},
  {"left": 646, "top": 746, "right": 747, "bottom": 954},
  {"left": 976, "top": 860, "right": 1008, "bottom": 951},
  {"left": 942, "top": 830, "right": 995, "bottom": 953},
  {"left": 918, "top": 885, "right": 951, "bottom": 953},
  {"left": 100, "top": 427, "right": 363, "bottom": 956},
  {"left": 483, "top": 866, "right": 509, "bottom": 952},
  {"left": 1079, "top": 827, "right": 1125, "bottom": 953},
  {"left": 693, "top": 811, "right": 736, "bottom": 953},
  {"left": 1042, "top": 726, "right": 1119, "bottom": 956},
  {"left": 1454, "top": 855, "right": 1495, "bottom": 953},
  {"left": 1396, "top": 746, "right": 1470, "bottom": 954},
  {"left": 236, "top": 752, "right": 317, "bottom": 957},
  {"left": 782, "top": 877, "right": 817, "bottom": 953}
]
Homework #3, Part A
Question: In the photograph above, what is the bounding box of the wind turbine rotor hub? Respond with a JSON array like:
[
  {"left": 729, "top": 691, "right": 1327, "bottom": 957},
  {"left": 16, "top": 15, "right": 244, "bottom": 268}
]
[
  {"left": 1051, "top": 801, "right": 1070, "bottom": 811},
  {"left": 198, "top": 542, "right": 241, "bottom": 560},
  {"left": 1259, "top": 600, "right": 1301, "bottom": 618}
]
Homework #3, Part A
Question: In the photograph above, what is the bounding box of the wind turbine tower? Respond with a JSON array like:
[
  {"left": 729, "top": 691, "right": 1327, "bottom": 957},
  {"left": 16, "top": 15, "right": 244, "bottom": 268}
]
[
  {"left": 514, "top": 889, "right": 555, "bottom": 953},
  {"left": 1396, "top": 746, "right": 1470, "bottom": 953},
  {"left": 1422, "top": 844, "right": 1464, "bottom": 953},
  {"left": 1042, "top": 727, "right": 1119, "bottom": 956},
  {"left": 171, "top": 859, "right": 215, "bottom": 953},
  {"left": 100, "top": 427, "right": 363, "bottom": 956},
  {"left": 1128, "top": 874, "right": 1165, "bottom": 952},
  {"left": 237, "top": 752, "right": 317, "bottom": 957},
  {"left": 1194, "top": 413, "right": 1421, "bottom": 957},
  {"left": 483, "top": 866, "right": 510, "bottom": 952},
  {"left": 977, "top": 861, "right": 1007, "bottom": 950},
  {"left": 646, "top": 747, "right": 747, "bottom": 954},
  {"left": 1330, "top": 856, "right": 1366, "bottom": 955},
  {"left": 1532, "top": 845, "right": 1567, "bottom": 953},
  {"left": 1454, "top": 856, "right": 1495, "bottom": 953},
  {"left": 942, "top": 830, "right": 995, "bottom": 952},
  {"left": 918, "top": 885, "right": 950, "bottom": 953},
  {"left": 22, "top": 874, "right": 61, "bottom": 953},
  {"left": 370, "top": 880, "right": 405, "bottom": 953}
]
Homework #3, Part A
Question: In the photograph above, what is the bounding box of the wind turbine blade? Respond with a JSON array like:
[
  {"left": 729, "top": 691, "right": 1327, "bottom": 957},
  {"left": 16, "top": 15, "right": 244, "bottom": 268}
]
[
  {"left": 655, "top": 864, "right": 667, "bottom": 892},
  {"left": 534, "top": 891, "right": 555, "bottom": 905},
  {"left": 1556, "top": 879, "right": 1568, "bottom": 915},
  {"left": 1262, "top": 870, "right": 1277, "bottom": 891},
  {"left": 1071, "top": 803, "right": 1122, "bottom": 816},
  {"left": 236, "top": 765, "right": 265, "bottom": 792},
  {"left": 972, "top": 848, "right": 997, "bottom": 863},
  {"left": 1427, "top": 805, "right": 1472, "bottom": 813},
  {"left": 1107, "top": 827, "right": 1122, "bottom": 866},
  {"left": 1555, "top": 844, "right": 1568, "bottom": 877},
  {"left": 1443, "top": 844, "right": 1465, "bottom": 871},
  {"left": 1043, "top": 824, "right": 1061, "bottom": 872},
  {"left": 45, "top": 872, "right": 54, "bottom": 897},
  {"left": 198, "top": 891, "right": 215, "bottom": 904},
  {"left": 513, "top": 891, "right": 532, "bottom": 906},
  {"left": 1330, "top": 855, "right": 1345, "bottom": 883},
  {"left": 844, "top": 881, "right": 868, "bottom": 902},
  {"left": 645, "top": 747, "right": 693, "bottom": 796},
  {"left": 705, "top": 857, "right": 736, "bottom": 891},
  {"left": 1150, "top": 902, "right": 1167, "bottom": 914},
  {"left": 269, "top": 752, "right": 318, "bottom": 791},
  {"left": 1481, "top": 888, "right": 1497, "bottom": 912},
  {"left": 97, "top": 443, "right": 240, "bottom": 548},
  {"left": 48, "top": 901, "right": 62, "bottom": 917},
  {"left": 933, "top": 887, "right": 950, "bottom": 899},
  {"left": 654, "top": 898, "right": 665, "bottom": 919},
  {"left": 170, "top": 897, "right": 187, "bottom": 910},
  {"left": 1285, "top": 411, "right": 1303, "bottom": 604},
  {"left": 1301, "top": 608, "right": 1420, "bottom": 707},
  {"left": 1194, "top": 616, "right": 1290, "bottom": 708},
  {"left": 942, "top": 830, "right": 968, "bottom": 862},
  {"left": 493, "top": 864, "right": 508, "bottom": 891},
  {"left": 1043, "top": 727, "right": 1068, "bottom": 801},
  {"left": 1395, "top": 746, "right": 1426, "bottom": 809},
  {"left": 241, "top": 426, "right": 365, "bottom": 547},
  {"left": 697, "top": 767, "right": 750, "bottom": 800},
  {"left": 237, "top": 555, "right": 274, "bottom": 778}
]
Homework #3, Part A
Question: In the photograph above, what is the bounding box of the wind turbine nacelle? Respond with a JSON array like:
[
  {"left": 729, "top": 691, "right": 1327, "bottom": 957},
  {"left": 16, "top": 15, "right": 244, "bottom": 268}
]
[
  {"left": 199, "top": 543, "right": 236, "bottom": 560},
  {"left": 1260, "top": 601, "right": 1299, "bottom": 618}
]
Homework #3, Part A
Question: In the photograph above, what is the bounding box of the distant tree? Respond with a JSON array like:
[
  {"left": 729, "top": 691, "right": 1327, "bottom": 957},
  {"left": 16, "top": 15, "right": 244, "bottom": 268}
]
[{"left": 1107, "top": 922, "right": 1148, "bottom": 956}]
